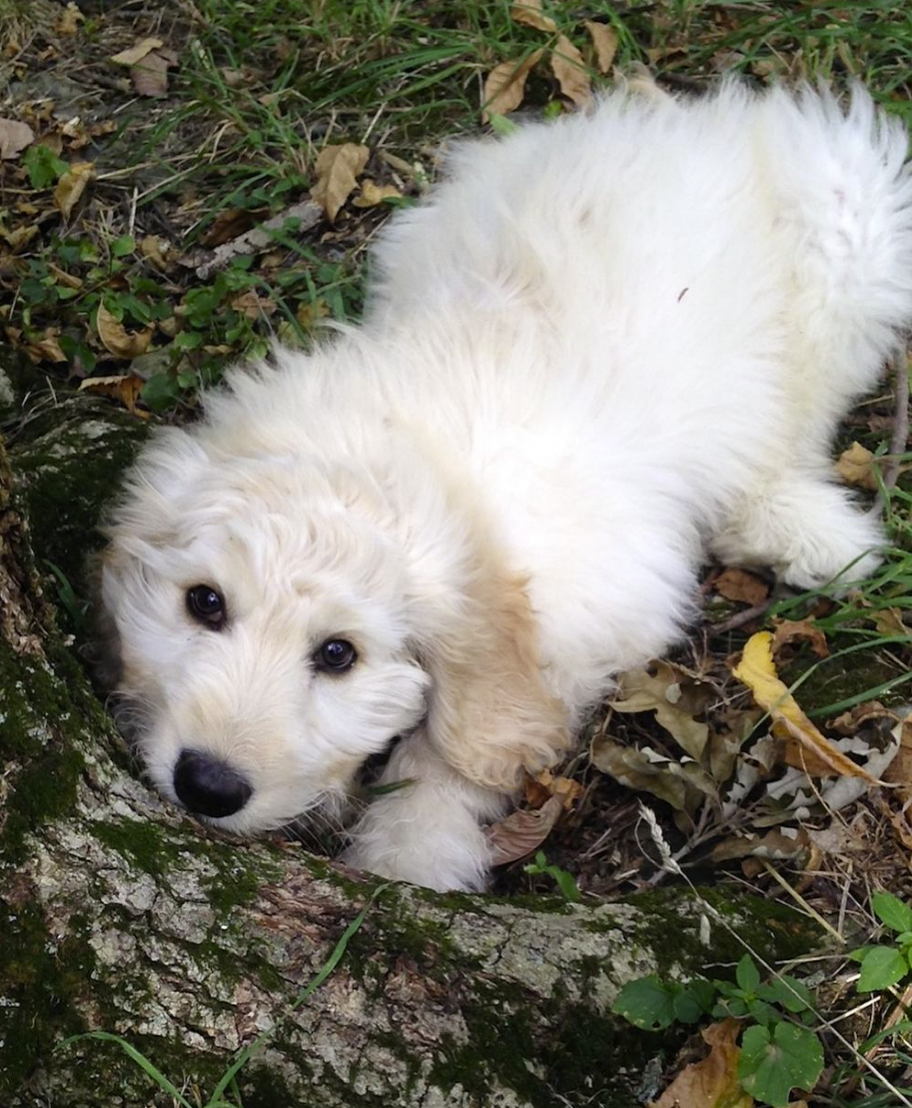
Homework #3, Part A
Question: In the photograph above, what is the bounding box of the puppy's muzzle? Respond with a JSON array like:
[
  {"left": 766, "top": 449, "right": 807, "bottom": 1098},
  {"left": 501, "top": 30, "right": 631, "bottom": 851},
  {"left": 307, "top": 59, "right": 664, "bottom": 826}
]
[{"left": 173, "top": 749, "right": 252, "bottom": 819}]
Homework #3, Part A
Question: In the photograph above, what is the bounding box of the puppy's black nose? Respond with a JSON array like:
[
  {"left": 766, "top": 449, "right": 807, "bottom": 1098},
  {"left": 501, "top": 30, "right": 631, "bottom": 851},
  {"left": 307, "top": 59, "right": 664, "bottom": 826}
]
[{"left": 173, "top": 749, "right": 252, "bottom": 819}]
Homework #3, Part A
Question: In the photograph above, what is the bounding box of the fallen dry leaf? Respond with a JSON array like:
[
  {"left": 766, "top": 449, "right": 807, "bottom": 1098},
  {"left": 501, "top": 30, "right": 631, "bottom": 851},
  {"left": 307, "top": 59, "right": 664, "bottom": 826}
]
[
  {"left": 0, "top": 118, "right": 34, "bottom": 160},
  {"left": 733, "top": 632, "right": 882, "bottom": 784},
  {"left": 56, "top": 2, "right": 84, "bottom": 34},
  {"left": 24, "top": 330, "right": 67, "bottom": 364},
  {"left": 230, "top": 289, "right": 276, "bottom": 319},
  {"left": 53, "top": 161, "right": 94, "bottom": 219},
  {"left": 2, "top": 224, "right": 38, "bottom": 252},
  {"left": 651, "top": 1020, "right": 752, "bottom": 1108},
  {"left": 96, "top": 302, "right": 154, "bottom": 360},
  {"left": 770, "top": 619, "right": 829, "bottom": 662},
  {"left": 551, "top": 35, "right": 592, "bottom": 109},
  {"left": 485, "top": 795, "right": 563, "bottom": 865},
  {"left": 353, "top": 180, "right": 403, "bottom": 208},
  {"left": 715, "top": 567, "right": 769, "bottom": 607},
  {"left": 585, "top": 21, "right": 619, "bottom": 74},
  {"left": 610, "top": 661, "right": 713, "bottom": 761},
  {"left": 530, "top": 768, "right": 583, "bottom": 811},
  {"left": 311, "top": 143, "right": 370, "bottom": 222},
  {"left": 481, "top": 50, "right": 545, "bottom": 122},
  {"left": 591, "top": 736, "right": 714, "bottom": 813},
  {"left": 130, "top": 47, "right": 178, "bottom": 98},
  {"left": 110, "top": 37, "right": 164, "bottom": 67},
  {"left": 79, "top": 374, "right": 149, "bottom": 418},
  {"left": 712, "top": 827, "right": 809, "bottom": 863},
  {"left": 835, "top": 441, "right": 882, "bottom": 492},
  {"left": 510, "top": 0, "right": 557, "bottom": 33},
  {"left": 871, "top": 606, "right": 909, "bottom": 637},
  {"left": 139, "top": 235, "right": 172, "bottom": 271}
]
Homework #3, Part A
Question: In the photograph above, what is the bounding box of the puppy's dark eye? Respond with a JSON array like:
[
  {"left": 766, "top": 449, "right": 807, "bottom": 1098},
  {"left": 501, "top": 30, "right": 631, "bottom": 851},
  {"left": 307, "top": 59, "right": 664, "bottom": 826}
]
[
  {"left": 186, "top": 585, "right": 226, "bottom": 629},
  {"left": 315, "top": 638, "right": 357, "bottom": 673}
]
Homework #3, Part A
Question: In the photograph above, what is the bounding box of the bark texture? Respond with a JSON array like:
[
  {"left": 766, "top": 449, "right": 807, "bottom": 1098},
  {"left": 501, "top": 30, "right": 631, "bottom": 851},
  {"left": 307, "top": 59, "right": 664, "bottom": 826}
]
[{"left": 0, "top": 397, "right": 823, "bottom": 1108}]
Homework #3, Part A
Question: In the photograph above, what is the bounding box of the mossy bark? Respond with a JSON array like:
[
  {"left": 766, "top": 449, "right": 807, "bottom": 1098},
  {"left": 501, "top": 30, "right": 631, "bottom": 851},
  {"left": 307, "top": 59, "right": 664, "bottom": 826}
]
[{"left": 0, "top": 405, "right": 825, "bottom": 1108}]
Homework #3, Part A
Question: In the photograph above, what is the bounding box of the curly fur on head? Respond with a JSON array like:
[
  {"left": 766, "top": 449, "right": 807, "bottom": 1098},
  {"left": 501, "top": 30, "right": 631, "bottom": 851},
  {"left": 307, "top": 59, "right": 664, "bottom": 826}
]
[{"left": 98, "top": 80, "right": 912, "bottom": 891}]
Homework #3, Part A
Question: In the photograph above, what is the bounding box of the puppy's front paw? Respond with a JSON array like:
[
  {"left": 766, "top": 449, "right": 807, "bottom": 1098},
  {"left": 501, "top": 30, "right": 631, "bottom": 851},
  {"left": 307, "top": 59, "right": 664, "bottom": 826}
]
[{"left": 343, "top": 790, "right": 493, "bottom": 892}]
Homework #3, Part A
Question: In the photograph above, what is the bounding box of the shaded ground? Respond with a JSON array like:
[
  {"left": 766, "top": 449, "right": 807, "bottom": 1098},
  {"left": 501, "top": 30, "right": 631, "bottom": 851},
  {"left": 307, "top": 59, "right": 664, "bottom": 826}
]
[{"left": 4, "top": 1, "right": 912, "bottom": 1103}]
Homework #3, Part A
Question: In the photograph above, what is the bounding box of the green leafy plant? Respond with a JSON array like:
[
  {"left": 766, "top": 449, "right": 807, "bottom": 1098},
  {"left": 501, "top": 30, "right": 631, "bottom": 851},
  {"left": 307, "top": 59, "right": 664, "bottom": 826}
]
[
  {"left": 613, "top": 954, "right": 823, "bottom": 1108},
  {"left": 522, "top": 850, "right": 581, "bottom": 902},
  {"left": 851, "top": 891, "right": 912, "bottom": 993}
]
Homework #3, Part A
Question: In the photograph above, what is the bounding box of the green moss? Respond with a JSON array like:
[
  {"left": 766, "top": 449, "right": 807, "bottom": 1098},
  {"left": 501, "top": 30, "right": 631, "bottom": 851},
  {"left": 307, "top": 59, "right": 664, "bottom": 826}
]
[
  {"left": 0, "top": 645, "right": 87, "bottom": 865},
  {"left": 91, "top": 819, "right": 178, "bottom": 878},
  {"left": 11, "top": 411, "right": 148, "bottom": 599},
  {"left": 0, "top": 902, "right": 94, "bottom": 1096},
  {"left": 624, "top": 887, "right": 820, "bottom": 980}
]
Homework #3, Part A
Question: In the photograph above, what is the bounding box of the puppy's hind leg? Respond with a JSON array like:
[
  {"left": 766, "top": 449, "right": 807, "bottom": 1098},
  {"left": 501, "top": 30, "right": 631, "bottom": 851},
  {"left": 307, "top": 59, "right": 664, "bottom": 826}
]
[
  {"left": 343, "top": 730, "right": 508, "bottom": 892},
  {"left": 711, "top": 471, "right": 884, "bottom": 592}
]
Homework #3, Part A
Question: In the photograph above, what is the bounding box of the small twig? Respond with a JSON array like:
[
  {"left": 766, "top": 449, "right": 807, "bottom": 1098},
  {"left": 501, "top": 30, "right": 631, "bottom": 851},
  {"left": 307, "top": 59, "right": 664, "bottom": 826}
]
[{"left": 707, "top": 601, "right": 771, "bottom": 636}]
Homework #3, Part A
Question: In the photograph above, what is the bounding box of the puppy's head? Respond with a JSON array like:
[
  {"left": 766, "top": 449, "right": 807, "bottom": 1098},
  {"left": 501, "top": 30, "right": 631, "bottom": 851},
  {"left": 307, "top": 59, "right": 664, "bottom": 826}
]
[{"left": 99, "top": 426, "right": 429, "bottom": 833}]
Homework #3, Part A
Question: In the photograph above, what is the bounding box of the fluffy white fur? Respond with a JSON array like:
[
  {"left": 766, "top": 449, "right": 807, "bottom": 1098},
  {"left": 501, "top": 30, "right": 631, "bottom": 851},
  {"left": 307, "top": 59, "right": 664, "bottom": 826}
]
[{"left": 100, "top": 81, "right": 912, "bottom": 892}]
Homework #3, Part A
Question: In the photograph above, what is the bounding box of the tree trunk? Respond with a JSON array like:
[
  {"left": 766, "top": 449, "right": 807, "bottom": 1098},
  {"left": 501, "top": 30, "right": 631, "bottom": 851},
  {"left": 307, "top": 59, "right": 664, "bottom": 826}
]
[{"left": 0, "top": 397, "right": 822, "bottom": 1108}]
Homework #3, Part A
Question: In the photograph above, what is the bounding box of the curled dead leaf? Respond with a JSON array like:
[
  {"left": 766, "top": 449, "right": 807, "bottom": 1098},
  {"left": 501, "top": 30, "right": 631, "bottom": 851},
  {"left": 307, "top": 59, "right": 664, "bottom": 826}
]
[
  {"left": 770, "top": 619, "right": 829, "bottom": 662},
  {"left": 551, "top": 35, "right": 592, "bottom": 109},
  {"left": 733, "top": 632, "right": 882, "bottom": 784},
  {"left": 591, "top": 736, "right": 714, "bottom": 813},
  {"left": 715, "top": 567, "right": 769, "bottom": 607},
  {"left": 96, "top": 302, "right": 154, "bottom": 359},
  {"left": 311, "top": 143, "right": 370, "bottom": 222},
  {"left": 529, "top": 769, "right": 583, "bottom": 811},
  {"left": 585, "top": 21, "right": 619, "bottom": 74},
  {"left": 0, "top": 118, "right": 34, "bottom": 160},
  {"left": 835, "top": 441, "right": 880, "bottom": 491},
  {"left": 510, "top": 1, "right": 557, "bottom": 33},
  {"left": 353, "top": 180, "right": 403, "bottom": 208},
  {"left": 650, "top": 1019, "right": 752, "bottom": 1108},
  {"left": 79, "top": 374, "right": 149, "bottom": 418},
  {"left": 23, "top": 330, "right": 67, "bottom": 364},
  {"left": 711, "top": 827, "right": 809, "bottom": 863},
  {"left": 130, "top": 47, "right": 178, "bottom": 98},
  {"left": 110, "top": 37, "right": 164, "bottom": 67},
  {"left": 485, "top": 795, "right": 563, "bottom": 865},
  {"left": 481, "top": 50, "right": 545, "bottom": 122},
  {"left": 230, "top": 289, "right": 276, "bottom": 320},
  {"left": 609, "top": 661, "right": 713, "bottom": 761},
  {"left": 53, "top": 160, "right": 95, "bottom": 219}
]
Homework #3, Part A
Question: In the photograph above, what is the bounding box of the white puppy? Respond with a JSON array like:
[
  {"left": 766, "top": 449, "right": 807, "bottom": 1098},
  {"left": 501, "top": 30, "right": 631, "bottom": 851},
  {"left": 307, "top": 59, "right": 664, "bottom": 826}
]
[{"left": 99, "top": 82, "right": 912, "bottom": 892}]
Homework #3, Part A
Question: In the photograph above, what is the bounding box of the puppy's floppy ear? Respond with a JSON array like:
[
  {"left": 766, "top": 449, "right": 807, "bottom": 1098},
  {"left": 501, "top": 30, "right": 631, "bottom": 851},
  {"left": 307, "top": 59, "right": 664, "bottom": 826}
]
[{"left": 412, "top": 558, "right": 572, "bottom": 793}]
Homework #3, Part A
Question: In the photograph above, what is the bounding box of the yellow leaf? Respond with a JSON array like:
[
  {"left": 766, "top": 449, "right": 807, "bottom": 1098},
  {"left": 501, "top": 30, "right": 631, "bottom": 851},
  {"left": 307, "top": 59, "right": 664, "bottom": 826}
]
[
  {"left": 551, "top": 35, "right": 592, "bottom": 109},
  {"left": 733, "top": 632, "right": 882, "bottom": 784},
  {"left": 585, "top": 21, "right": 619, "bottom": 74},
  {"left": 311, "top": 143, "right": 370, "bottom": 222},
  {"left": 352, "top": 179, "right": 403, "bottom": 208},
  {"left": 95, "top": 302, "right": 154, "bottom": 360},
  {"left": 651, "top": 1020, "right": 753, "bottom": 1108},
  {"left": 79, "top": 374, "right": 149, "bottom": 418},
  {"left": 510, "top": 0, "right": 557, "bottom": 33},
  {"left": 481, "top": 50, "right": 545, "bottom": 122},
  {"left": 53, "top": 161, "right": 94, "bottom": 220}
]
